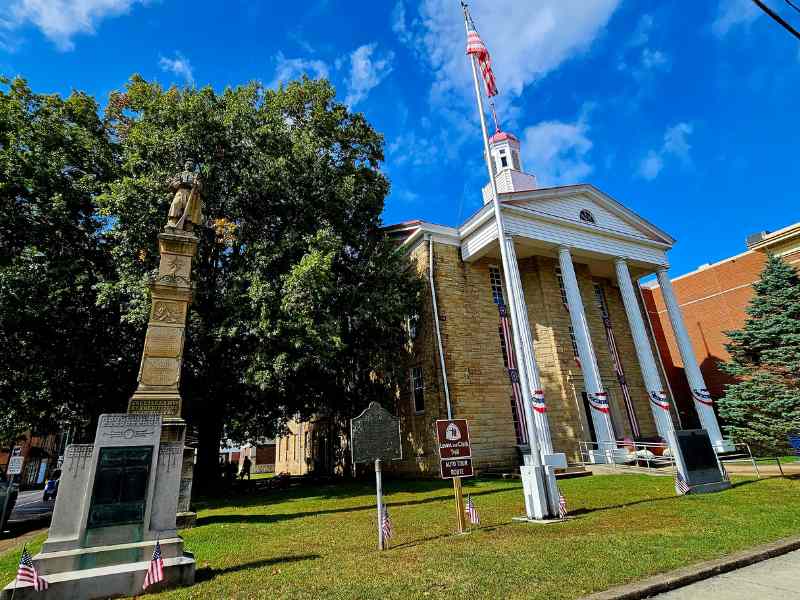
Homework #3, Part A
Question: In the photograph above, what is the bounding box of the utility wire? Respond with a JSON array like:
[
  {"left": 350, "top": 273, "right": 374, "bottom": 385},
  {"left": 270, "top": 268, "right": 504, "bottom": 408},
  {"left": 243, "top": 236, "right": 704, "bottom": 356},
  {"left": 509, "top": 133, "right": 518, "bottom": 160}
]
[
  {"left": 785, "top": 0, "right": 800, "bottom": 15},
  {"left": 751, "top": 0, "right": 800, "bottom": 40}
]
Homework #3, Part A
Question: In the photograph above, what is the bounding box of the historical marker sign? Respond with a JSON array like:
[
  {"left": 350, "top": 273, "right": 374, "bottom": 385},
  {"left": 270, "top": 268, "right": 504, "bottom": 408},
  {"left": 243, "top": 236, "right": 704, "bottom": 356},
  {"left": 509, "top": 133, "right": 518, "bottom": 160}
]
[
  {"left": 351, "top": 402, "right": 402, "bottom": 464},
  {"left": 435, "top": 419, "right": 472, "bottom": 459},
  {"left": 435, "top": 419, "right": 473, "bottom": 480}
]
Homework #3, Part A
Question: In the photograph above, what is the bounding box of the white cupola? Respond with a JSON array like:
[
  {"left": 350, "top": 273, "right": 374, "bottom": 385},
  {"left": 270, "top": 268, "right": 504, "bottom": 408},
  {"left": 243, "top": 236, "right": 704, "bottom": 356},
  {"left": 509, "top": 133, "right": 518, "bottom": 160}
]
[{"left": 482, "top": 130, "right": 538, "bottom": 204}]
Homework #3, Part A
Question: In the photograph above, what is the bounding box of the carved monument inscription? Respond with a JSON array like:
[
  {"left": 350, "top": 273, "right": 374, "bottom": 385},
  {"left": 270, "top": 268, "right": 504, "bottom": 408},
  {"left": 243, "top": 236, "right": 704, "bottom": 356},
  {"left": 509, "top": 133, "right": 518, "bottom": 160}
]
[
  {"left": 144, "top": 326, "right": 184, "bottom": 358},
  {"left": 140, "top": 357, "right": 181, "bottom": 387}
]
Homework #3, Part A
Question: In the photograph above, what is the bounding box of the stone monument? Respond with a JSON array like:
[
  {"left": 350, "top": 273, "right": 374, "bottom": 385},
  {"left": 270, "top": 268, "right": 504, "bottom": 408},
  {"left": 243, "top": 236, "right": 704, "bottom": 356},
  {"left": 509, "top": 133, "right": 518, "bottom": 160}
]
[{"left": 1, "top": 162, "right": 204, "bottom": 599}]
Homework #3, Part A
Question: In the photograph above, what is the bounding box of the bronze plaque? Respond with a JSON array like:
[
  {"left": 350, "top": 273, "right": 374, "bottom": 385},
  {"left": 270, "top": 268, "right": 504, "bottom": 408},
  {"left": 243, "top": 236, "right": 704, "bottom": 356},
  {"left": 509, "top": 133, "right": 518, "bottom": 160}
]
[
  {"left": 350, "top": 402, "right": 402, "bottom": 464},
  {"left": 87, "top": 446, "right": 153, "bottom": 529}
]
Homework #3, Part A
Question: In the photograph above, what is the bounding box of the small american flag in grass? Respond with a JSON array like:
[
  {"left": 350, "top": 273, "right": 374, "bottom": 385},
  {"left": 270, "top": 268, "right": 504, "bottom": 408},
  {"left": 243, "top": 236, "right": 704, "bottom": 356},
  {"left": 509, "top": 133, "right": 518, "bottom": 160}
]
[
  {"left": 465, "top": 495, "right": 480, "bottom": 525},
  {"left": 558, "top": 491, "right": 568, "bottom": 519},
  {"left": 381, "top": 508, "right": 393, "bottom": 542},
  {"left": 675, "top": 470, "right": 690, "bottom": 496},
  {"left": 142, "top": 539, "right": 165, "bottom": 590},
  {"left": 17, "top": 546, "right": 47, "bottom": 592}
]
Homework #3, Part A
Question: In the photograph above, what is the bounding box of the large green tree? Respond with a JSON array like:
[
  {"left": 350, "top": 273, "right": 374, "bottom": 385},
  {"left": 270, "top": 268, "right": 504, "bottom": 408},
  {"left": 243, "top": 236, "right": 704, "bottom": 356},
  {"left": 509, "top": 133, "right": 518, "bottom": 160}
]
[
  {"left": 0, "top": 77, "right": 138, "bottom": 442},
  {"left": 717, "top": 254, "right": 800, "bottom": 455},
  {"left": 100, "top": 76, "right": 418, "bottom": 487}
]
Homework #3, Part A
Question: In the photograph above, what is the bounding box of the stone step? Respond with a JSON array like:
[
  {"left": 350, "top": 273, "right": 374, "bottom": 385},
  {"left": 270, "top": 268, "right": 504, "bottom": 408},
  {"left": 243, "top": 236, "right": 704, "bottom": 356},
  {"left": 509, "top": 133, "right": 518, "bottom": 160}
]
[
  {"left": 1, "top": 553, "right": 195, "bottom": 600},
  {"left": 34, "top": 538, "right": 185, "bottom": 576}
]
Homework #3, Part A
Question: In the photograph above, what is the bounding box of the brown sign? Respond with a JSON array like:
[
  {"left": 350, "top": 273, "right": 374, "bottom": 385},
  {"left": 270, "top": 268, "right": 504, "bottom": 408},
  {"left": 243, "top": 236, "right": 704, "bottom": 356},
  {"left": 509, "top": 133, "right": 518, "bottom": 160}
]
[
  {"left": 435, "top": 419, "right": 472, "bottom": 459},
  {"left": 440, "top": 457, "right": 474, "bottom": 479}
]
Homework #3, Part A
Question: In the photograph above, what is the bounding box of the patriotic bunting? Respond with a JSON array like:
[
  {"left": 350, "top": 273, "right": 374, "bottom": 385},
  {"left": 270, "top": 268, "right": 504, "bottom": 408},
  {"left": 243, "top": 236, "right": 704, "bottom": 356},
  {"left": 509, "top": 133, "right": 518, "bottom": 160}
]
[{"left": 692, "top": 388, "right": 714, "bottom": 406}]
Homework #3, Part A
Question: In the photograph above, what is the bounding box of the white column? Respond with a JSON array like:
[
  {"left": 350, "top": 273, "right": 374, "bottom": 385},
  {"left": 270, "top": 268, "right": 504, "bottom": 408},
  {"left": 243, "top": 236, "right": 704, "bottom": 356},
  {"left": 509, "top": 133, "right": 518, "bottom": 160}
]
[
  {"left": 614, "top": 259, "right": 675, "bottom": 441},
  {"left": 656, "top": 269, "right": 731, "bottom": 451},
  {"left": 558, "top": 246, "right": 615, "bottom": 455},
  {"left": 504, "top": 237, "right": 555, "bottom": 456}
]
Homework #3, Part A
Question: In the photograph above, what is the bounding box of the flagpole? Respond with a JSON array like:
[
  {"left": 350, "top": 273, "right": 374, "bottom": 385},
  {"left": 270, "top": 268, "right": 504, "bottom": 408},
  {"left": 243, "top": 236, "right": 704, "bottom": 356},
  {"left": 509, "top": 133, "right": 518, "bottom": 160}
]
[{"left": 461, "top": 3, "right": 553, "bottom": 518}]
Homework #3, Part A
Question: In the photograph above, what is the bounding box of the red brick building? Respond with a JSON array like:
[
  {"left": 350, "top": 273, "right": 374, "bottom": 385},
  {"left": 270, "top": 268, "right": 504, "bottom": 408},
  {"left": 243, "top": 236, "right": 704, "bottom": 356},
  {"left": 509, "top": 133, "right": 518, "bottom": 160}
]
[{"left": 641, "top": 223, "right": 800, "bottom": 427}]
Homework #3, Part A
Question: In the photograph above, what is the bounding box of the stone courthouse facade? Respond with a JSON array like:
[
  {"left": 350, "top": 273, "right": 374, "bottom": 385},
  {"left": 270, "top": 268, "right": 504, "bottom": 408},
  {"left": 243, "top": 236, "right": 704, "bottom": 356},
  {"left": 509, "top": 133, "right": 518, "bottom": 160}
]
[{"left": 385, "top": 130, "right": 728, "bottom": 475}]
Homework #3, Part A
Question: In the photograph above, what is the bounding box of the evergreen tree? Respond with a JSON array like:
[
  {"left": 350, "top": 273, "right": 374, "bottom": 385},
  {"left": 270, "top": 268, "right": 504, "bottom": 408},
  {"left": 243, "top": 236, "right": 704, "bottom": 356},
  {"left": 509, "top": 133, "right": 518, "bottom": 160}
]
[{"left": 717, "top": 254, "right": 800, "bottom": 455}]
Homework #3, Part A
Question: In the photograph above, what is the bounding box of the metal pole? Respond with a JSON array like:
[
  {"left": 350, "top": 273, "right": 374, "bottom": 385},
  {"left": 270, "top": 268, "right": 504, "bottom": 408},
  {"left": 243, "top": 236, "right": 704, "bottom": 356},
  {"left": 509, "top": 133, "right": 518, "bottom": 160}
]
[
  {"left": 428, "top": 235, "right": 453, "bottom": 420},
  {"left": 375, "top": 458, "right": 384, "bottom": 550}
]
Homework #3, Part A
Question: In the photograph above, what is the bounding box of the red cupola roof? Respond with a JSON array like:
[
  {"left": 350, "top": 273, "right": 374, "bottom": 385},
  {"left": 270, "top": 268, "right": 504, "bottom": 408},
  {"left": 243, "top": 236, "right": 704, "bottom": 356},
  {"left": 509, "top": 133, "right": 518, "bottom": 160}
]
[{"left": 489, "top": 130, "right": 519, "bottom": 144}]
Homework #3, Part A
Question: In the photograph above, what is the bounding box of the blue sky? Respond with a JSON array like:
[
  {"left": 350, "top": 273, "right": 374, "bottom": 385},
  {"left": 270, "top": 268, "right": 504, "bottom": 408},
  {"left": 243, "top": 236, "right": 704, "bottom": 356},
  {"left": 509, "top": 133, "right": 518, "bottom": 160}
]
[{"left": 1, "top": 0, "right": 798, "bottom": 277}]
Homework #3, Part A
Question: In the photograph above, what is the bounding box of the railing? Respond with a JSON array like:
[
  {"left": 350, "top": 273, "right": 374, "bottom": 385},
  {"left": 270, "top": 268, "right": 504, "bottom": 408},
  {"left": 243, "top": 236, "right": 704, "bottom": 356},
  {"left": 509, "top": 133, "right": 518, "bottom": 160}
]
[
  {"left": 577, "top": 440, "right": 675, "bottom": 472},
  {"left": 717, "top": 443, "right": 762, "bottom": 478}
]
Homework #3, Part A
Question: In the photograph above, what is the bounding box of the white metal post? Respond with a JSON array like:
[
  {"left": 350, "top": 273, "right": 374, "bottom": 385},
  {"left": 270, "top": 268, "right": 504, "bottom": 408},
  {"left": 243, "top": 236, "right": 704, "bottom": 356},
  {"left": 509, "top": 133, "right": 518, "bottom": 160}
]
[
  {"left": 375, "top": 458, "right": 384, "bottom": 550},
  {"left": 463, "top": 12, "right": 555, "bottom": 519}
]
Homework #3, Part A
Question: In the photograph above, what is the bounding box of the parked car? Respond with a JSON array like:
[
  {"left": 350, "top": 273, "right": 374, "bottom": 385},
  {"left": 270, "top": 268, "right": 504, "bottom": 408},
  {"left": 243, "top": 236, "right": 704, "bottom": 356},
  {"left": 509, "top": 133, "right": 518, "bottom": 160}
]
[{"left": 42, "top": 469, "right": 61, "bottom": 502}]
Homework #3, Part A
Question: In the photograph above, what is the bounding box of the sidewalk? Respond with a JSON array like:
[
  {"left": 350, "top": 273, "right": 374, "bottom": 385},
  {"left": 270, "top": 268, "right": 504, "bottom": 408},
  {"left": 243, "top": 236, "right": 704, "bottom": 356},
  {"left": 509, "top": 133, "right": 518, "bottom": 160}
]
[{"left": 653, "top": 549, "right": 800, "bottom": 599}]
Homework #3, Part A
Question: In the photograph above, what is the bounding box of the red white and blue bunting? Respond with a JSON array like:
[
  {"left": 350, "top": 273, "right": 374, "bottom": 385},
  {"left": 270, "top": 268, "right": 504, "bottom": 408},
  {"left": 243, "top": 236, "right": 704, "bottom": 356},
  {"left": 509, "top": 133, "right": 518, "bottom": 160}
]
[
  {"left": 589, "top": 391, "right": 610, "bottom": 414},
  {"left": 531, "top": 389, "right": 547, "bottom": 414},
  {"left": 692, "top": 388, "right": 714, "bottom": 406},
  {"left": 649, "top": 390, "right": 671, "bottom": 412}
]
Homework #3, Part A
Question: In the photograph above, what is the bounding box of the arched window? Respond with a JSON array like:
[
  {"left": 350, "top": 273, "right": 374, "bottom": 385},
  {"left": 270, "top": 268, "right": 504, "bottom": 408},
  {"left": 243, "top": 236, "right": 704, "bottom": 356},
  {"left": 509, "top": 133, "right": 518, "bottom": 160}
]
[{"left": 579, "top": 209, "right": 596, "bottom": 224}]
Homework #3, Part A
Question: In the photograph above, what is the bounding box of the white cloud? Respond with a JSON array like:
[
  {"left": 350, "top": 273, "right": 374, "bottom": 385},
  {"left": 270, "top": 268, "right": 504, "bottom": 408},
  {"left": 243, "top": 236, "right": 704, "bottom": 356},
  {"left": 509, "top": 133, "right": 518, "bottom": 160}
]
[
  {"left": 344, "top": 44, "right": 394, "bottom": 107},
  {"left": 712, "top": 0, "right": 760, "bottom": 37},
  {"left": 629, "top": 14, "right": 654, "bottom": 48},
  {"left": 638, "top": 151, "right": 664, "bottom": 181},
  {"left": 408, "top": 0, "right": 621, "bottom": 104},
  {"left": 270, "top": 52, "right": 330, "bottom": 87},
  {"left": 641, "top": 48, "right": 669, "bottom": 71},
  {"left": 159, "top": 52, "right": 193, "bottom": 85},
  {"left": 663, "top": 122, "right": 693, "bottom": 162},
  {"left": 4, "top": 0, "right": 145, "bottom": 51},
  {"left": 638, "top": 122, "right": 694, "bottom": 180},
  {"left": 391, "top": 1, "right": 412, "bottom": 44},
  {"left": 520, "top": 106, "right": 594, "bottom": 186}
]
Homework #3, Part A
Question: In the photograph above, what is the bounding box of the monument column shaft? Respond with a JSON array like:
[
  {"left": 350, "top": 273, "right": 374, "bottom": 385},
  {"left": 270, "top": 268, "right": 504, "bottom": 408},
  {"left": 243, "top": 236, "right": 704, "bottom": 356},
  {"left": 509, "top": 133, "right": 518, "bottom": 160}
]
[
  {"left": 503, "top": 236, "right": 554, "bottom": 455},
  {"left": 615, "top": 259, "right": 675, "bottom": 440},
  {"left": 656, "top": 270, "right": 729, "bottom": 450},
  {"left": 557, "top": 246, "right": 615, "bottom": 451}
]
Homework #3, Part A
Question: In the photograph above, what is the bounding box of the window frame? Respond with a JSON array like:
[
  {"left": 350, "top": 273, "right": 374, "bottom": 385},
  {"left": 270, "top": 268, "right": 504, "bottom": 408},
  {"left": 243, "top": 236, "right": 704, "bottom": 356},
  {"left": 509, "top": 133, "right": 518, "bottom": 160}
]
[{"left": 411, "top": 366, "right": 425, "bottom": 414}]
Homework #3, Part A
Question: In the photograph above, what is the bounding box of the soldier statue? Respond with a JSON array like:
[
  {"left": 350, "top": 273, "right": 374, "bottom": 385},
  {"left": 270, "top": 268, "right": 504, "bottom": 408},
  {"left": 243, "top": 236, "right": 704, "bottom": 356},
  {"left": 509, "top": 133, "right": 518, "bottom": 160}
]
[{"left": 166, "top": 159, "right": 203, "bottom": 232}]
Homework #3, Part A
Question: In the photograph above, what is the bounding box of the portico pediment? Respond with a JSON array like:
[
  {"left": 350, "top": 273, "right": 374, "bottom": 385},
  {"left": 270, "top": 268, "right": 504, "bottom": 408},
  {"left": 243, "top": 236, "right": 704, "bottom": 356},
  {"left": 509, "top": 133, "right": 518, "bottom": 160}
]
[{"left": 501, "top": 184, "right": 674, "bottom": 247}]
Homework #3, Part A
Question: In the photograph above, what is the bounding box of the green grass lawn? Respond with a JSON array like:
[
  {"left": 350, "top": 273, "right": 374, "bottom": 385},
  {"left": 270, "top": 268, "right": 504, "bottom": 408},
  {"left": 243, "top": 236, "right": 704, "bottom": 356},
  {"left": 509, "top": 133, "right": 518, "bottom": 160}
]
[{"left": 1, "top": 474, "right": 798, "bottom": 599}]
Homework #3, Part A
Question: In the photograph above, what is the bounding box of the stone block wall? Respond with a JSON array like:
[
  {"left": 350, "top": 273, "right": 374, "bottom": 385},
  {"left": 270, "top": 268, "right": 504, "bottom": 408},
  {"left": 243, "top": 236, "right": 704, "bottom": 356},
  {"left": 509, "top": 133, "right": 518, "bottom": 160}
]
[{"left": 396, "top": 240, "right": 661, "bottom": 474}]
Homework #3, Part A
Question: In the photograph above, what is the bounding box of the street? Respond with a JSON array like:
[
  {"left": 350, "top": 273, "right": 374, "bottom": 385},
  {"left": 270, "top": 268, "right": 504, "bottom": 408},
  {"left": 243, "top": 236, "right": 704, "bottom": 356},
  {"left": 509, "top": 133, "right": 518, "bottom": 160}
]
[{"left": 9, "top": 489, "right": 53, "bottom": 524}]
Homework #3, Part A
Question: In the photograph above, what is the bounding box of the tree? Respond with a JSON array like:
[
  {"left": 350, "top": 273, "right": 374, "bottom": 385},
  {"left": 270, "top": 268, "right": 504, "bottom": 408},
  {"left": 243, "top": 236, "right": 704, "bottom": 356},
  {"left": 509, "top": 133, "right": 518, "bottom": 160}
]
[
  {"left": 0, "top": 77, "right": 138, "bottom": 443},
  {"left": 717, "top": 254, "right": 800, "bottom": 455},
  {"left": 100, "top": 76, "right": 419, "bottom": 488}
]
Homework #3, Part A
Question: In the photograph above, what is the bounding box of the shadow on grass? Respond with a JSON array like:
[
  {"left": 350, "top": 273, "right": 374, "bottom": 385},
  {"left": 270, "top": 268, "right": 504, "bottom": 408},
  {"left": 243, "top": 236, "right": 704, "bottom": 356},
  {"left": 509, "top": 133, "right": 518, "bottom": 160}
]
[
  {"left": 195, "top": 486, "right": 512, "bottom": 527},
  {"left": 195, "top": 554, "right": 320, "bottom": 583},
  {"left": 568, "top": 495, "right": 677, "bottom": 517}
]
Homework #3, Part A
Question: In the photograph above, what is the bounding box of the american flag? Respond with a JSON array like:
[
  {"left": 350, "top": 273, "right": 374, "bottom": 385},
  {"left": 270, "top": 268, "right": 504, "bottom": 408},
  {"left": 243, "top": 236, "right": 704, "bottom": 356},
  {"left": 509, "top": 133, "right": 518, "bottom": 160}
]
[
  {"left": 381, "top": 507, "right": 393, "bottom": 542},
  {"left": 558, "top": 491, "right": 568, "bottom": 519},
  {"left": 142, "top": 539, "right": 165, "bottom": 590},
  {"left": 675, "top": 470, "right": 690, "bottom": 496},
  {"left": 465, "top": 495, "right": 480, "bottom": 525},
  {"left": 17, "top": 546, "right": 47, "bottom": 591},
  {"left": 465, "top": 11, "right": 498, "bottom": 97}
]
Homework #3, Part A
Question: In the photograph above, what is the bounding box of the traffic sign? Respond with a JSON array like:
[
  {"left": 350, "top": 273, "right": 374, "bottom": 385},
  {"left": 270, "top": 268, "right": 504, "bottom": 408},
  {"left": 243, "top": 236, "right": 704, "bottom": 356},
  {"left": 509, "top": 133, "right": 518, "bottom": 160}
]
[{"left": 7, "top": 456, "right": 23, "bottom": 475}]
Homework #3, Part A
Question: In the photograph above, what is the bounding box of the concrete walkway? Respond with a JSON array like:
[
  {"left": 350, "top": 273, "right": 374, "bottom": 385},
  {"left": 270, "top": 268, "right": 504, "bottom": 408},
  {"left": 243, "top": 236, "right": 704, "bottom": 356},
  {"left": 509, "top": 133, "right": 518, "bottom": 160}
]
[{"left": 653, "top": 549, "right": 800, "bottom": 599}]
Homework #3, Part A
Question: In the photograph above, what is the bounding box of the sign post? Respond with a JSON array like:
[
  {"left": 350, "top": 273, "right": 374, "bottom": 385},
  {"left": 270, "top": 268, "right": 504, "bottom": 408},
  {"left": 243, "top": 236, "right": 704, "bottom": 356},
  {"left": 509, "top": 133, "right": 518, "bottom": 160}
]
[
  {"left": 436, "top": 419, "right": 473, "bottom": 533},
  {"left": 351, "top": 402, "right": 402, "bottom": 551}
]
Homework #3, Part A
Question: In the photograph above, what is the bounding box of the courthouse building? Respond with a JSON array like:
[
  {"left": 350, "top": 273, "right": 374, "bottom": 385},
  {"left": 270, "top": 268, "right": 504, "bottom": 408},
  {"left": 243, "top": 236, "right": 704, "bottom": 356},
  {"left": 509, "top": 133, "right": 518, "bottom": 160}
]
[{"left": 385, "top": 129, "right": 726, "bottom": 474}]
